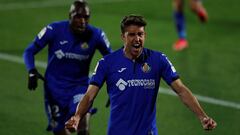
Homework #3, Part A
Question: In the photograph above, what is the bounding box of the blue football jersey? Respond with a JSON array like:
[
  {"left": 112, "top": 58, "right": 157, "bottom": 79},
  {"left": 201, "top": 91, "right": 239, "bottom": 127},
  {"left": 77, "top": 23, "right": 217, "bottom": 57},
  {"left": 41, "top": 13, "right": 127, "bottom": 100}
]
[
  {"left": 90, "top": 48, "right": 179, "bottom": 135},
  {"left": 23, "top": 20, "right": 112, "bottom": 97}
]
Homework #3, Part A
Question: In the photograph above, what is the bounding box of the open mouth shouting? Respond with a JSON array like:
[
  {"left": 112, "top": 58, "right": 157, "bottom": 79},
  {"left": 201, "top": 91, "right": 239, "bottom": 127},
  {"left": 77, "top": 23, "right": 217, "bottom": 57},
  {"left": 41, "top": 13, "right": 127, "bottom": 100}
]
[{"left": 133, "top": 44, "right": 141, "bottom": 49}]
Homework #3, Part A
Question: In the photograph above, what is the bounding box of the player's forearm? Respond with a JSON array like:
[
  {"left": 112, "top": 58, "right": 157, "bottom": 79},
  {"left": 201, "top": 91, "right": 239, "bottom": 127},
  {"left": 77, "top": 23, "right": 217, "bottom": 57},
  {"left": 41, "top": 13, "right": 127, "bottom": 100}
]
[
  {"left": 74, "top": 85, "right": 99, "bottom": 120},
  {"left": 178, "top": 89, "right": 218, "bottom": 130},
  {"left": 23, "top": 46, "right": 36, "bottom": 71},
  {"left": 171, "top": 79, "right": 208, "bottom": 120},
  {"left": 23, "top": 43, "right": 43, "bottom": 70},
  {"left": 177, "top": 87, "right": 207, "bottom": 120},
  {"left": 75, "top": 94, "right": 93, "bottom": 120}
]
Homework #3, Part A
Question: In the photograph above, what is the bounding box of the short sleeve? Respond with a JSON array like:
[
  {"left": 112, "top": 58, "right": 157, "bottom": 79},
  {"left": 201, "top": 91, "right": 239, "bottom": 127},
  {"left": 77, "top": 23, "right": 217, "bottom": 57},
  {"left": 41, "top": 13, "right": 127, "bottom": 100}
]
[
  {"left": 97, "top": 30, "right": 112, "bottom": 56},
  {"left": 23, "top": 24, "right": 55, "bottom": 71},
  {"left": 89, "top": 58, "right": 108, "bottom": 88},
  {"left": 34, "top": 25, "right": 54, "bottom": 48},
  {"left": 160, "top": 54, "right": 179, "bottom": 85}
]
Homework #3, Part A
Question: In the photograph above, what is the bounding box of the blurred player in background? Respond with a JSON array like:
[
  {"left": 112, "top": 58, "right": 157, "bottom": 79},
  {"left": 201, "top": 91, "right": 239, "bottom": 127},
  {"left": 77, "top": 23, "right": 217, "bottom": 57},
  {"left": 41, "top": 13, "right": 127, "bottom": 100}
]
[
  {"left": 65, "top": 14, "right": 216, "bottom": 135},
  {"left": 172, "top": 0, "right": 208, "bottom": 51},
  {"left": 23, "top": 0, "right": 112, "bottom": 135}
]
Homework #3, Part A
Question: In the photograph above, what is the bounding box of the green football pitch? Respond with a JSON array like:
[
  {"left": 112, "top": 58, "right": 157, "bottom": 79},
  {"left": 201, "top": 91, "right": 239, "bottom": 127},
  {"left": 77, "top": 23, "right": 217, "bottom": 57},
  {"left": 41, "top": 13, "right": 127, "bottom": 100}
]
[{"left": 0, "top": 0, "right": 239, "bottom": 135}]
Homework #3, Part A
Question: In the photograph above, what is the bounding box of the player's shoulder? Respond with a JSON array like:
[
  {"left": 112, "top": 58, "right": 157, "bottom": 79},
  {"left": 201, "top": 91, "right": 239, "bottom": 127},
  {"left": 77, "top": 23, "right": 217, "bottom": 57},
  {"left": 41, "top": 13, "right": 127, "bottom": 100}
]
[
  {"left": 143, "top": 48, "right": 171, "bottom": 64},
  {"left": 143, "top": 48, "right": 165, "bottom": 58},
  {"left": 87, "top": 25, "right": 109, "bottom": 42},
  {"left": 87, "top": 24, "right": 102, "bottom": 34},
  {"left": 101, "top": 48, "right": 122, "bottom": 61},
  {"left": 47, "top": 20, "right": 68, "bottom": 30},
  {"left": 49, "top": 20, "right": 68, "bottom": 26}
]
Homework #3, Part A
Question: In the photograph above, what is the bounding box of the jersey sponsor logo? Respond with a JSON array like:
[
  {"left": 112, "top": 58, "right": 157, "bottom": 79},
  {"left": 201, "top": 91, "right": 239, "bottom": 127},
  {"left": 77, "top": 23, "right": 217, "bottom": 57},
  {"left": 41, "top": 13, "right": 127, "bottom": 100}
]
[
  {"left": 118, "top": 67, "right": 127, "bottom": 73},
  {"left": 116, "top": 78, "right": 128, "bottom": 91},
  {"left": 37, "top": 27, "right": 47, "bottom": 39},
  {"left": 65, "top": 53, "right": 89, "bottom": 61},
  {"left": 59, "top": 40, "right": 68, "bottom": 45},
  {"left": 116, "top": 78, "right": 155, "bottom": 91},
  {"left": 55, "top": 50, "right": 65, "bottom": 59},
  {"left": 54, "top": 49, "right": 89, "bottom": 61},
  {"left": 142, "top": 62, "right": 151, "bottom": 73}
]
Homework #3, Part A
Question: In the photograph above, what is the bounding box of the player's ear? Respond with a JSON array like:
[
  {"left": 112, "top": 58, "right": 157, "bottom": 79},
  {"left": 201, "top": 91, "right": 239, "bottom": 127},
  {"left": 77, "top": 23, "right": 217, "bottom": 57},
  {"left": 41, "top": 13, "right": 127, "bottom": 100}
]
[{"left": 121, "top": 33, "right": 125, "bottom": 41}]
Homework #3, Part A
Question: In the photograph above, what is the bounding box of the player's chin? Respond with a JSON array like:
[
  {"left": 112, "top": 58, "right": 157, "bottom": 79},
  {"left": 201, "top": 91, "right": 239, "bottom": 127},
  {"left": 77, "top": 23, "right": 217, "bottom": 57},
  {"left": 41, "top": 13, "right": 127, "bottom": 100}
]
[
  {"left": 131, "top": 50, "right": 141, "bottom": 58},
  {"left": 73, "top": 28, "right": 85, "bottom": 34},
  {"left": 132, "top": 46, "right": 142, "bottom": 53}
]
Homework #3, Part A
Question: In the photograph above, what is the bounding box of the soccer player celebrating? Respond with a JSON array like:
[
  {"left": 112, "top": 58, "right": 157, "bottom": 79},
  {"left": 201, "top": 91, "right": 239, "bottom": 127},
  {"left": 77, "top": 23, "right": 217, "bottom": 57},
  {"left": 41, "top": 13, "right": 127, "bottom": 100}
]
[
  {"left": 23, "top": 0, "right": 112, "bottom": 135},
  {"left": 65, "top": 15, "right": 216, "bottom": 135},
  {"left": 173, "top": 0, "right": 208, "bottom": 51}
]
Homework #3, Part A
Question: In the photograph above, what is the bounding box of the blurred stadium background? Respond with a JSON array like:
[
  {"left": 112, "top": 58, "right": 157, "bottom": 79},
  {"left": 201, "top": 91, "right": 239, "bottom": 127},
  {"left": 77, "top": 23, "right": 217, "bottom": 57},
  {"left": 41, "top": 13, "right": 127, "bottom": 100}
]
[{"left": 0, "top": 0, "right": 239, "bottom": 135}]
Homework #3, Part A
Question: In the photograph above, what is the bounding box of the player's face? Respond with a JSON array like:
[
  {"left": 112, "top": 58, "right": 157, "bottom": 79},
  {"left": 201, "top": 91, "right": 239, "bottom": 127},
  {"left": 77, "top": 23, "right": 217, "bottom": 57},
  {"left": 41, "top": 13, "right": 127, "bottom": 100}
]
[
  {"left": 69, "top": 5, "right": 90, "bottom": 34},
  {"left": 122, "top": 25, "right": 146, "bottom": 59}
]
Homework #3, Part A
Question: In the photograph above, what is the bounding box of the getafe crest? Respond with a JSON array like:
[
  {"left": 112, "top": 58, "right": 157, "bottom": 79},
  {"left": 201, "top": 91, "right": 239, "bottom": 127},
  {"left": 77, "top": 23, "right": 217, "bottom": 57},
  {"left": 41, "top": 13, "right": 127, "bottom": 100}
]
[
  {"left": 142, "top": 62, "right": 151, "bottom": 73},
  {"left": 81, "top": 42, "right": 89, "bottom": 49}
]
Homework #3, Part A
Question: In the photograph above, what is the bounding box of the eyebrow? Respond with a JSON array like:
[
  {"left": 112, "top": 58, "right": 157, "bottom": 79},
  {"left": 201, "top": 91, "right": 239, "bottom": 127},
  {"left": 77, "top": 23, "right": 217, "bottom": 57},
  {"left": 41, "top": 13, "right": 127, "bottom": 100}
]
[{"left": 126, "top": 32, "right": 144, "bottom": 36}]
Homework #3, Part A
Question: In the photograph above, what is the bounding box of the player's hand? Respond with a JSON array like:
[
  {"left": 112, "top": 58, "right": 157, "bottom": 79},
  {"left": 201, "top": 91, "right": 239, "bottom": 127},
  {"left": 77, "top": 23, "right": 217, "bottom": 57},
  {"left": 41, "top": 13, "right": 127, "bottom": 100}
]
[
  {"left": 28, "top": 68, "right": 45, "bottom": 90},
  {"left": 65, "top": 115, "right": 80, "bottom": 132},
  {"left": 200, "top": 117, "right": 217, "bottom": 130}
]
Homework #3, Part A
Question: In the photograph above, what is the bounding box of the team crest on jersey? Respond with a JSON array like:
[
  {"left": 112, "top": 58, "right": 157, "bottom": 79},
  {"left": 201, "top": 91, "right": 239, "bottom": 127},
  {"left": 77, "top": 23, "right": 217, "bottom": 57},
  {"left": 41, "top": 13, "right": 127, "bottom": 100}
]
[
  {"left": 81, "top": 42, "right": 89, "bottom": 49},
  {"left": 141, "top": 62, "right": 151, "bottom": 73}
]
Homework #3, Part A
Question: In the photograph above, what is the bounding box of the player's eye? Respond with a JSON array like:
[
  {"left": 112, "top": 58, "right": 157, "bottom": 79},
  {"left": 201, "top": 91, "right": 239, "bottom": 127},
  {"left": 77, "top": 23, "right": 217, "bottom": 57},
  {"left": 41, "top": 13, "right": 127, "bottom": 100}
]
[
  {"left": 128, "top": 33, "right": 136, "bottom": 37},
  {"left": 128, "top": 32, "right": 144, "bottom": 37},
  {"left": 75, "top": 14, "right": 90, "bottom": 19},
  {"left": 137, "top": 32, "right": 144, "bottom": 37}
]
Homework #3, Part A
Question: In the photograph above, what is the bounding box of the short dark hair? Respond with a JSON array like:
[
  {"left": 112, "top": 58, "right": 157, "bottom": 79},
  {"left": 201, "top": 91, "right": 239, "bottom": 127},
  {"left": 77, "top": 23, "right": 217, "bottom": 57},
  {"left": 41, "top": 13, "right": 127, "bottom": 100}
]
[
  {"left": 69, "top": 0, "right": 90, "bottom": 15},
  {"left": 120, "top": 15, "right": 147, "bottom": 33}
]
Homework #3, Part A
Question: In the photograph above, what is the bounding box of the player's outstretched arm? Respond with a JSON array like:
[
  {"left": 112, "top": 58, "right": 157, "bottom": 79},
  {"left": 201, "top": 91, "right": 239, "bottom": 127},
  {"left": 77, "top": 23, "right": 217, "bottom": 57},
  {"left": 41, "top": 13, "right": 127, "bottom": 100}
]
[
  {"left": 170, "top": 79, "right": 217, "bottom": 130},
  {"left": 65, "top": 85, "right": 100, "bottom": 132}
]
